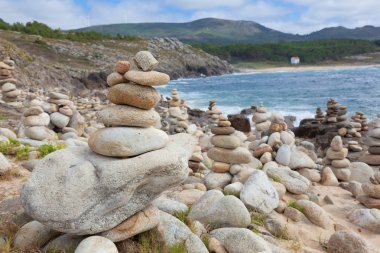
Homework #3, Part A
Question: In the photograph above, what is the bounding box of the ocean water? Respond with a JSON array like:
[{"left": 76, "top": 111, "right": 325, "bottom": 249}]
[{"left": 157, "top": 66, "right": 380, "bottom": 125}]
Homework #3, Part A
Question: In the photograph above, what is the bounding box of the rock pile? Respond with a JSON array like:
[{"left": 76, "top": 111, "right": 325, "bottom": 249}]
[
  {"left": 360, "top": 114, "right": 380, "bottom": 165},
  {"left": 326, "top": 136, "right": 351, "bottom": 181},
  {"left": 22, "top": 105, "right": 52, "bottom": 141},
  {"left": 325, "top": 98, "right": 339, "bottom": 123},
  {"left": 206, "top": 115, "right": 251, "bottom": 190},
  {"left": 0, "top": 57, "right": 17, "bottom": 85},
  {"left": 0, "top": 57, "right": 21, "bottom": 103},
  {"left": 21, "top": 51, "right": 196, "bottom": 238},
  {"left": 358, "top": 172, "right": 380, "bottom": 209},
  {"left": 352, "top": 112, "right": 368, "bottom": 132},
  {"left": 167, "top": 88, "right": 190, "bottom": 134},
  {"left": 206, "top": 100, "right": 222, "bottom": 128},
  {"left": 20, "top": 91, "right": 86, "bottom": 141},
  {"left": 89, "top": 53, "right": 169, "bottom": 157},
  {"left": 336, "top": 105, "right": 349, "bottom": 128},
  {"left": 252, "top": 102, "right": 271, "bottom": 132},
  {"left": 315, "top": 107, "right": 324, "bottom": 123}
]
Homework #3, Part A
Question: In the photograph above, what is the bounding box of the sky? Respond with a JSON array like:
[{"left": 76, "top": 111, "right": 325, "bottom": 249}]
[{"left": 1, "top": 0, "right": 380, "bottom": 34}]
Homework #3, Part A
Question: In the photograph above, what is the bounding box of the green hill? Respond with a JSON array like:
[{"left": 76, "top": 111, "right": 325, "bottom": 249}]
[
  {"left": 75, "top": 18, "right": 380, "bottom": 44},
  {"left": 75, "top": 18, "right": 299, "bottom": 44}
]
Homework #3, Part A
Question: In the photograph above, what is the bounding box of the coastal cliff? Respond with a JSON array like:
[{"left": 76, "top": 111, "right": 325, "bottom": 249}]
[{"left": 0, "top": 30, "right": 232, "bottom": 96}]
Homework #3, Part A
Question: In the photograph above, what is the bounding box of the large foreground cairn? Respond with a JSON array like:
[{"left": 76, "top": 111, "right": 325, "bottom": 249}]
[
  {"left": 252, "top": 102, "right": 271, "bottom": 132},
  {"left": 21, "top": 51, "right": 196, "bottom": 236},
  {"left": 326, "top": 136, "right": 351, "bottom": 181},
  {"left": 89, "top": 52, "right": 168, "bottom": 157},
  {"left": 360, "top": 114, "right": 380, "bottom": 165},
  {"left": 206, "top": 115, "right": 251, "bottom": 190},
  {"left": 1, "top": 57, "right": 21, "bottom": 103},
  {"left": 167, "top": 88, "right": 190, "bottom": 134}
]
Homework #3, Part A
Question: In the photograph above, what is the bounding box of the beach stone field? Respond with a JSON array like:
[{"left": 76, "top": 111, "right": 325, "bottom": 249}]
[{"left": 0, "top": 51, "right": 379, "bottom": 253}]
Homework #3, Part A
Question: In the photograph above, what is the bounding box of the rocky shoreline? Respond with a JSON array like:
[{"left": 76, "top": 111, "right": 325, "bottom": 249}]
[{"left": 0, "top": 51, "right": 379, "bottom": 253}]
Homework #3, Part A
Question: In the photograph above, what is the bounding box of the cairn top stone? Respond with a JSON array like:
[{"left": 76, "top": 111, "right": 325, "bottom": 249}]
[{"left": 133, "top": 51, "right": 159, "bottom": 71}]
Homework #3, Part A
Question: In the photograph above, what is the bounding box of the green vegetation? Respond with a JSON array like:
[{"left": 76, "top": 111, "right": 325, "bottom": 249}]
[
  {"left": 0, "top": 138, "right": 20, "bottom": 155},
  {"left": 16, "top": 145, "right": 31, "bottom": 161},
  {"left": 0, "top": 19, "right": 140, "bottom": 42},
  {"left": 173, "top": 209, "right": 190, "bottom": 224},
  {"left": 192, "top": 39, "right": 379, "bottom": 64},
  {"left": 250, "top": 211, "right": 265, "bottom": 227},
  {"left": 37, "top": 143, "right": 65, "bottom": 158},
  {"left": 287, "top": 201, "right": 305, "bottom": 214}
]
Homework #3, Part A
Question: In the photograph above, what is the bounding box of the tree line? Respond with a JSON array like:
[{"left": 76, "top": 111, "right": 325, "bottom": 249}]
[
  {"left": 192, "top": 39, "right": 379, "bottom": 64},
  {"left": 0, "top": 19, "right": 139, "bottom": 42}
]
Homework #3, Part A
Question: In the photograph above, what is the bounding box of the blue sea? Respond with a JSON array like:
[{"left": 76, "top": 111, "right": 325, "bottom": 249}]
[{"left": 157, "top": 66, "right": 380, "bottom": 125}]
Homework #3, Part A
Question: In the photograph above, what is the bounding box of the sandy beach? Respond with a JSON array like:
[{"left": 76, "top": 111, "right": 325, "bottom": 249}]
[{"left": 238, "top": 63, "right": 380, "bottom": 73}]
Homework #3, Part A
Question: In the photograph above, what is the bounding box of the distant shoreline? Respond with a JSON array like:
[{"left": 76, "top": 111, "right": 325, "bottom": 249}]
[{"left": 236, "top": 63, "right": 380, "bottom": 73}]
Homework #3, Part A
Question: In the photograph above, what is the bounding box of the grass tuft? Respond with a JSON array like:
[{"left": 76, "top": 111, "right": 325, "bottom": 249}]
[
  {"left": 287, "top": 201, "right": 305, "bottom": 214},
  {"left": 37, "top": 143, "right": 65, "bottom": 158}
]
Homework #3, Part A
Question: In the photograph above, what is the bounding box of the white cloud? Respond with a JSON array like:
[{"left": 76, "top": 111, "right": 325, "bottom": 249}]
[
  {"left": 0, "top": 0, "right": 88, "bottom": 29},
  {"left": 191, "top": 1, "right": 289, "bottom": 22},
  {"left": 281, "top": 0, "right": 380, "bottom": 33},
  {"left": 165, "top": 0, "right": 247, "bottom": 10},
  {"left": 0, "top": 0, "right": 379, "bottom": 34}
]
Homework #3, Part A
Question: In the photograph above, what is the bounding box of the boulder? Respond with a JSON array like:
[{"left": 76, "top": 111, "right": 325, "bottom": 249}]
[
  {"left": 349, "top": 162, "right": 374, "bottom": 183},
  {"left": 108, "top": 83, "right": 160, "bottom": 110},
  {"left": 100, "top": 206, "right": 160, "bottom": 242},
  {"left": 275, "top": 144, "right": 291, "bottom": 166},
  {"left": 88, "top": 127, "right": 169, "bottom": 157},
  {"left": 134, "top": 51, "right": 159, "bottom": 71},
  {"left": 157, "top": 211, "right": 208, "bottom": 253},
  {"left": 124, "top": 70, "right": 170, "bottom": 86},
  {"left": 210, "top": 228, "right": 271, "bottom": 253},
  {"left": 288, "top": 147, "right": 317, "bottom": 170},
  {"left": 266, "top": 166, "right": 310, "bottom": 194},
  {"left": 151, "top": 195, "right": 189, "bottom": 214},
  {"left": 21, "top": 134, "right": 196, "bottom": 234},
  {"left": 205, "top": 172, "right": 232, "bottom": 190},
  {"left": 0, "top": 153, "right": 11, "bottom": 173},
  {"left": 348, "top": 208, "right": 380, "bottom": 233},
  {"left": 211, "top": 135, "right": 241, "bottom": 149},
  {"left": 208, "top": 147, "right": 251, "bottom": 164},
  {"left": 98, "top": 105, "right": 160, "bottom": 127},
  {"left": 240, "top": 170, "right": 279, "bottom": 213},
  {"left": 296, "top": 200, "right": 333, "bottom": 229},
  {"left": 50, "top": 112, "right": 70, "bottom": 128},
  {"left": 24, "top": 126, "right": 50, "bottom": 141},
  {"left": 327, "top": 230, "right": 372, "bottom": 253},
  {"left": 74, "top": 236, "right": 118, "bottom": 253},
  {"left": 188, "top": 190, "right": 250, "bottom": 228},
  {"left": 14, "top": 221, "right": 60, "bottom": 249}
]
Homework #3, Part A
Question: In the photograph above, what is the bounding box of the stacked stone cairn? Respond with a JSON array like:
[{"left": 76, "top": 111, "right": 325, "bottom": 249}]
[
  {"left": 22, "top": 105, "right": 52, "bottom": 141},
  {"left": 89, "top": 51, "right": 170, "bottom": 157},
  {"left": 252, "top": 102, "right": 271, "bottom": 132},
  {"left": 20, "top": 91, "right": 85, "bottom": 141},
  {"left": 21, "top": 51, "right": 196, "bottom": 251},
  {"left": 0, "top": 57, "right": 21, "bottom": 103},
  {"left": 326, "top": 136, "right": 351, "bottom": 181},
  {"left": 357, "top": 172, "right": 380, "bottom": 209},
  {"left": 336, "top": 104, "right": 349, "bottom": 128},
  {"left": 206, "top": 115, "right": 251, "bottom": 190},
  {"left": 206, "top": 100, "right": 222, "bottom": 128},
  {"left": 168, "top": 88, "right": 190, "bottom": 134},
  {"left": 351, "top": 112, "right": 368, "bottom": 132},
  {"left": 325, "top": 98, "right": 339, "bottom": 123},
  {"left": 360, "top": 114, "right": 380, "bottom": 165},
  {"left": 315, "top": 107, "right": 324, "bottom": 123}
]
